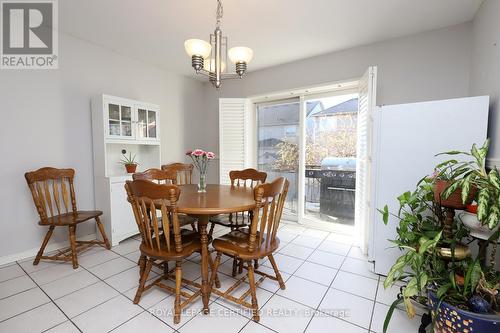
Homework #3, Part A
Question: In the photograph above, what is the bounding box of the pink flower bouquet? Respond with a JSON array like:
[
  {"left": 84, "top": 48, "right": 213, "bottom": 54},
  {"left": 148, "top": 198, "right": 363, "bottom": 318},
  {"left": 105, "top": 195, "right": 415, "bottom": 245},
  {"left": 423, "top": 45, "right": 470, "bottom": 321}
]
[{"left": 186, "top": 149, "right": 215, "bottom": 192}]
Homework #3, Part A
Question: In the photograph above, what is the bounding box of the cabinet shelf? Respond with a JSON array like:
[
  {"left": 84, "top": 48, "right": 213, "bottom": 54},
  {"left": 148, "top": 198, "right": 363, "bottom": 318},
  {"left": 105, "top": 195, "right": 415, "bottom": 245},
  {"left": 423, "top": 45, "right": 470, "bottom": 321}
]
[{"left": 92, "top": 94, "right": 162, "bottom": 246}]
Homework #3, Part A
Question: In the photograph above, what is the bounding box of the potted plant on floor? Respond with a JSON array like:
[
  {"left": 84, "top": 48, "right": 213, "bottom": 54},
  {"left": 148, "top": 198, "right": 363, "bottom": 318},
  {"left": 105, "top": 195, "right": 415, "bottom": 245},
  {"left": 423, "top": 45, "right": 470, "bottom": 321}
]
[
  {"left": 120, "top": 152, "right": 139, "bottom": 173},
  {"left": 380, "top": 141, "right": 499, "bottom": 333}
]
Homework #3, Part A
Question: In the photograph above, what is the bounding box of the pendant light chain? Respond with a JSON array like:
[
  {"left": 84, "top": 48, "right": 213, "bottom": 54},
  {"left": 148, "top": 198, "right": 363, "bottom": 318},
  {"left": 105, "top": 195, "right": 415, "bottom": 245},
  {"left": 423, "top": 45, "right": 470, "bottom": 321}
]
[{"left": 216, "top": 0, "right": 223, "bottom": 28}]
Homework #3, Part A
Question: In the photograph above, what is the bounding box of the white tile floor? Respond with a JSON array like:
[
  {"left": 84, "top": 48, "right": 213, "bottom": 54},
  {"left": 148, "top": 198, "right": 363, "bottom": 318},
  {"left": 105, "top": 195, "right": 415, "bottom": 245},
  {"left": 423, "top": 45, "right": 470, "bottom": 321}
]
[{"left": 0, "top": 223, "right": 421, "bottom": 333}]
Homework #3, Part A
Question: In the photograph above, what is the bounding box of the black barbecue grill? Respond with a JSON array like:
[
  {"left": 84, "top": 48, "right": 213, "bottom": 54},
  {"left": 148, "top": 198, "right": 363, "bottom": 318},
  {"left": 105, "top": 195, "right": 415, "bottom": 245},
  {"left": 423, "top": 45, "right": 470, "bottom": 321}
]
[{"left": 318, "top": 157, "right": 356, "bottom": 223}]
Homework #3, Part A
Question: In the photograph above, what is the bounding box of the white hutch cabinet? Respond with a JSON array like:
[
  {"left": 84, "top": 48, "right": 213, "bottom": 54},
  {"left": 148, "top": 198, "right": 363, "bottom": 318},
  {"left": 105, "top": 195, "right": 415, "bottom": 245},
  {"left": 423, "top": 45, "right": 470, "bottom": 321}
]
[{"left": 91, "top": 95, "right": 161, "bottom": 246}]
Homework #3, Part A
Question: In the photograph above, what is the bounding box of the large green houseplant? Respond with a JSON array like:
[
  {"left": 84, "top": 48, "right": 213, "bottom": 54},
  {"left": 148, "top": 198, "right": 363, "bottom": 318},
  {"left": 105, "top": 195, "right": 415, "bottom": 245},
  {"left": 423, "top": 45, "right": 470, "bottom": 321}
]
[
  {"left": 437, "top": 139, "right": 499, "bottom": 229},
  {"left": 380, "top": 141, "right": 499, "bottom": 333}
]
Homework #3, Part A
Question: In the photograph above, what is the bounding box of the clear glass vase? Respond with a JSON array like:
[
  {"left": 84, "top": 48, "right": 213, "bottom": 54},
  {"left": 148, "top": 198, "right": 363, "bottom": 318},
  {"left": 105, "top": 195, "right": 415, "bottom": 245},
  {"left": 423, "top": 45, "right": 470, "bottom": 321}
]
[{"left": 198, "top": 172, "right": 207, "bottom": 193}]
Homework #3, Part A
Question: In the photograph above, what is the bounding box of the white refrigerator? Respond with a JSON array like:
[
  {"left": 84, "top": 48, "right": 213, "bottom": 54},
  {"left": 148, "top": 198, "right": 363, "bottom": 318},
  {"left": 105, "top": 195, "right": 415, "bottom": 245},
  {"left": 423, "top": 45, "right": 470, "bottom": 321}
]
[{"left": 369, "top": 96, "right": 490, "bottom": 275}]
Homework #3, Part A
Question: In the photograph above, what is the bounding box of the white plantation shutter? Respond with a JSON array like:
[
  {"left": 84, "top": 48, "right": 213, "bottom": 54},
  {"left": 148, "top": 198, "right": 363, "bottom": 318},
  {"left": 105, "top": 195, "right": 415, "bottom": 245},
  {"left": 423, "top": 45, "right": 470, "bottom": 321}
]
[
  {"left": 355, "top": 66, "right": 377, "bottom": 254},
  {"left": 219, "top": 98, "right": 249, "bottom": 185}
]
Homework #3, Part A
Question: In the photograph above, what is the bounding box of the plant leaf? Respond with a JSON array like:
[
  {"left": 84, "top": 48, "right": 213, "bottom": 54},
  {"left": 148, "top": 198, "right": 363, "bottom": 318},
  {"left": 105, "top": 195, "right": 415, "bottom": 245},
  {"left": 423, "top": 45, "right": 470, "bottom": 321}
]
[
  {"left": 437, "top": 283, "right": 452, "bottom": 298},
  {"left": 477, "top": 188, "right": 490, "bottom": 222},
  {"left": 488, "top": 169, "right": 500, "bottom": 190},
  {"left": 383, "top": 298, "right": 403, "bottom": 333},
  {"left": 418, "top": 231, "right": 442, "bottom": 254},
  {"left": 487, "top": 205, "right": 499, "bottom": 229},
  {"left": 403, "top": 277, "right": 419, "bottom": 298},
  {"left": 442, "top": 181, "right": 460, "bottom": 199},
  {"left": 461, "top": 175, "right": 471, "bottom": 204},
  {"left": 449, "top": 271, "right": 456, "bottom": 290},
  {"left": 379, "top": 205, "right": 389, "bottom": 225},
  {"left": 435, "top": 151, "right": 468, "bottom": 156},
  {"left": 403, "top": 296, "right": 416, "bottom": 319},
  {"left": 469, "top": 260, "right": 482, "bottom": 292}
]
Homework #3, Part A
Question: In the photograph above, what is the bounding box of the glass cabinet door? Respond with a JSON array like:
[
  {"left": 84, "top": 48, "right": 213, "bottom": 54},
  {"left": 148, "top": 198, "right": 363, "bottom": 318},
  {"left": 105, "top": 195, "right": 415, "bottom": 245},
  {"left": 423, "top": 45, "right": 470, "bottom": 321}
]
[
  {"left": 137, "top": 108, "right": 147, "bottom": 139},
  {"left": 107, "top": 103, "right": 133, "bottom": 138},
  {"left": 108, "top": 104, "right": 120, "bottom": 136},
  {"left": 120, "top": 106, "right": 132, "bottom": 137},
  {"left": 135, "top": 107, "right": 158, "bottom": 140},
  {"left": 147, "top": 110, "right": 157, "bottom": 139}
]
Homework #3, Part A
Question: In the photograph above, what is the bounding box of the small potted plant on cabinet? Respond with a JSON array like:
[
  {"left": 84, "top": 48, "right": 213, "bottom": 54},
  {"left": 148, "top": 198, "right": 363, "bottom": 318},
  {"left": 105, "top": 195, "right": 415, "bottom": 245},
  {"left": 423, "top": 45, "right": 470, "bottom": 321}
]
[{"left": 120, "top": 152, "right": 139, "bottom": 173}]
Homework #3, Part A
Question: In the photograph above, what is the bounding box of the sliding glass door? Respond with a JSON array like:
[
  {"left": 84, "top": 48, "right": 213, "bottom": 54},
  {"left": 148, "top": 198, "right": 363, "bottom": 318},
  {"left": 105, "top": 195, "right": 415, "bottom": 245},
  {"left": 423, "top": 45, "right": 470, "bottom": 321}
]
[
  {"left": 256, "top": 92, "right": 359, "bottom": 229},
  {"left": 257, "top": 99, "right": 300, "bottom": 220},
  {"left": 303, "top": 94, "right": 358, "bottom": 228}
]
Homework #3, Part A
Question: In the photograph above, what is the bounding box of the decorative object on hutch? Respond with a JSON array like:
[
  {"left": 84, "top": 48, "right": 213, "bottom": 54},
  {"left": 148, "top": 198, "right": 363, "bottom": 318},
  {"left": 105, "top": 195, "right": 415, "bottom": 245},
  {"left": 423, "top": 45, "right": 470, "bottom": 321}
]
[
  {"left": 119, "top": 152, "right": 139, "bottom": 173},
  {"left": 209, "top": 177, "right": 289, "bottom": 322},
  {"left": 184, "top": 0, "right": 253, "bottom": 88},
  {"left": 25, "top": 167, "right": 111, "bottom": 269},
  {"left": 91, "top": 94, "right": 161, "bottom": 246}
]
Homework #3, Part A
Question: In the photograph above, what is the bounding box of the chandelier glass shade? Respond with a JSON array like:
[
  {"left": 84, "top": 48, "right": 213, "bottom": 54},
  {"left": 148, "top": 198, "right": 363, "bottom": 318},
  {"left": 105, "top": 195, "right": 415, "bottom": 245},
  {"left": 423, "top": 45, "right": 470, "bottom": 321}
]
[{"left": 184, "top": 0, "right": 253, "bottom": 88}]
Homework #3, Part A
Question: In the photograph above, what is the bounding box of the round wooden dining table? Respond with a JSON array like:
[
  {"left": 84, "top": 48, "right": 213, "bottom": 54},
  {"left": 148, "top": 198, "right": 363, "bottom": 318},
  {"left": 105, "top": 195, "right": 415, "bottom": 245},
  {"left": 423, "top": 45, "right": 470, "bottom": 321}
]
[{"left": 176, "top": 184, "right": 256, "bottom": 313}]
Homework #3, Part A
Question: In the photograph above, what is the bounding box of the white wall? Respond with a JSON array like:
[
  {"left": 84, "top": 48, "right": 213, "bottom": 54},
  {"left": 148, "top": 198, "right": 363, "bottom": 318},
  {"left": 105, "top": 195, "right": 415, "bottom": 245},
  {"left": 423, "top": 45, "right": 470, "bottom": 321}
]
[
  {"left": 470, "top": 0, "right": 500, "bottom": 162},
  {"left": 217, "top": 23, "right": 472, "bottom": 104},
  {"left": 0, "top": 33, "right": 205, "bottom": 261},
  {"left": 204, "top": 23, "right": 474, "bottom": 180}
]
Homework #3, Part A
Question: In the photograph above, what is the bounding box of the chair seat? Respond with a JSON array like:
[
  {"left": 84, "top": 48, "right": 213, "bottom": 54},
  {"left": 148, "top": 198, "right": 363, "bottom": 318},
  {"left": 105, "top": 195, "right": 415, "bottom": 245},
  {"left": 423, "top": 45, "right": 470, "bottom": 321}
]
[
  {"left": 212, "top": 229, "right": 279, "bottom": 260},
  {"left": 140, "top": 230, "right": 211, "bottom": 260},
  {"left": 39, "top": 210, "right": 102, "bottom": 226},
  {"left": 210, "top": 213, "right": 251, "bottom": 228}
]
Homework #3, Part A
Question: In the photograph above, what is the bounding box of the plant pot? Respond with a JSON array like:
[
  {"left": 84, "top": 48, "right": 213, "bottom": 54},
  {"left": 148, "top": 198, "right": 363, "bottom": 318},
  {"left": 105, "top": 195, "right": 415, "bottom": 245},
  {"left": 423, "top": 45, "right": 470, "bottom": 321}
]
[
  {"left": 125, "top": 164, "right": 137, "bottom": 173},
  {"left": 460, "top": 211, "right": 500, "bottom": 240},
  {"left": 435, "top": 243, "right": 470, "bottom": 261},
  {"left": 428, "top": 292, "right": 499, "bottom": 333},
  {"left": 433, "top": 180, "right": 476, "bottom": 209}
]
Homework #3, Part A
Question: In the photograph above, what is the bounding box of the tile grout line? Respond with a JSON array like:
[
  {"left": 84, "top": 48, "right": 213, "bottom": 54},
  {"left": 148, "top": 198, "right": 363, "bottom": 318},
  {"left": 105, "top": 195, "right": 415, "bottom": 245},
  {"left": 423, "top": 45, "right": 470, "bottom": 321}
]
[
  {"left": 0, "top": 285, "right": 40, "bottom": 302},
  {"left": 1, "top": 224, "right": 375, "bottom": 333},
  {"left": 300, "top": 233, "right": 350, "bottom": 333},
  {"left": 0, "top": 272, "right": 30, "bottom": 285},
  {"left": 367, "top": 275, "right": 381, "bottom": 332},
  {"left": 256, "top": 228, "right": 334, "bottom": 333},
  {"left": 15, "top": 262, "right": 83, "bottom": 333},
  {"left": 92, "top": 243, "right": 229, "bottom": 332},
  {"left": 75, "top": 264, "right": 178, "bottom": 332},
  {"left": 212, "top": 226, "right": 306, "bottom": 332},
  {"left": 273, "top": 244, "right": 378, "bottom": 281},
  {"left": 2, "top": 238, "right": 212, "bottom": 331}
]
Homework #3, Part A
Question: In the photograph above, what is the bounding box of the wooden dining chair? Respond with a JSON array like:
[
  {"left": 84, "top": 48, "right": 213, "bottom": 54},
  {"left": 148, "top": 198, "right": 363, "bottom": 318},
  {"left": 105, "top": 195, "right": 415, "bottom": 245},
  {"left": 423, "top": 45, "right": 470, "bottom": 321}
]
[
  {"left": 125, "top": 180, "right": 219, "bottom": 324},
  {"left": 133, "top": 168, "right": 197, "bottom": 231},
  {"left": 132, "top": 168, "right": 177, "bottom": 184},
  {"left": 209, "top": 168, "right": 267, "bottom": 275},
  {"left": 209, "top": 168, "right": 267, "bottom": 235},
  {"left": 25, "top": 167, "right": 111, "bottom": 269},
  {"left": 209, "top": 177, "right": 289, "bottom": 322},
  {"left": 161, "top": 163, "right": 194, "bottom": 185},
  {"left": 161, "top": 163, "right": 198, "bottom": 231}
]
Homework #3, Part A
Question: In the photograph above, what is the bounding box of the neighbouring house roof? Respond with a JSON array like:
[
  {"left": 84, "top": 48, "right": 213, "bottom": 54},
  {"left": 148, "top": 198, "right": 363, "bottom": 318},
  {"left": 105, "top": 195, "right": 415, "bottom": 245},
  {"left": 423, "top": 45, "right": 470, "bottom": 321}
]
[
  {"left": 310, "top": 98, "right": 358, "bottom": 117},
  {"left": 258, "top": 101, "right": 323, "bottom": 126},
  {"left": 259, "top": 138, "right": 283, "bottom": 147}
]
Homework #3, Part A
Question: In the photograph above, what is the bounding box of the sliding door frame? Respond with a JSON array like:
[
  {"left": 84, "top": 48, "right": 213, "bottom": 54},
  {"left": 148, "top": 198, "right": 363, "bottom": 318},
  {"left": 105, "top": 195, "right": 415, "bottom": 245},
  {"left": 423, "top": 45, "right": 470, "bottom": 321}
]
[{"left": 251, "top": 81, "right": 360, "bottom": 230}]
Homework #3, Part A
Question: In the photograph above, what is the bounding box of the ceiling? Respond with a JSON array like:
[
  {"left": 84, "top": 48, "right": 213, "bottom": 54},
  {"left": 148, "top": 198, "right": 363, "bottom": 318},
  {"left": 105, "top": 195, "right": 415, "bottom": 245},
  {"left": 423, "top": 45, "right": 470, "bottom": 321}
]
[{"left": 59, "top": 0, "right": 483, "bottom": 77}]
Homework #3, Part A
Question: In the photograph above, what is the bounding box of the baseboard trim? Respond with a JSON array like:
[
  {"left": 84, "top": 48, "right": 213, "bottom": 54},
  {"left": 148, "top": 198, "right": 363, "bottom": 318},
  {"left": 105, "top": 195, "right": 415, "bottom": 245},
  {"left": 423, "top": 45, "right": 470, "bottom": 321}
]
[{"left": 0, "top": 233, "right": 98, "bottom": 266}]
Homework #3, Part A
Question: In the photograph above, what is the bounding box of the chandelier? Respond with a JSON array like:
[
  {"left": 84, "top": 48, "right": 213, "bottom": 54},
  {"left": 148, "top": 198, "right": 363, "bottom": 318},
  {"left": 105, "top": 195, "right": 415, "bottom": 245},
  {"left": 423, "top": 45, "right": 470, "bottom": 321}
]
[{"left": 184, "top": 0, "right": 253, "bottom": 88}]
